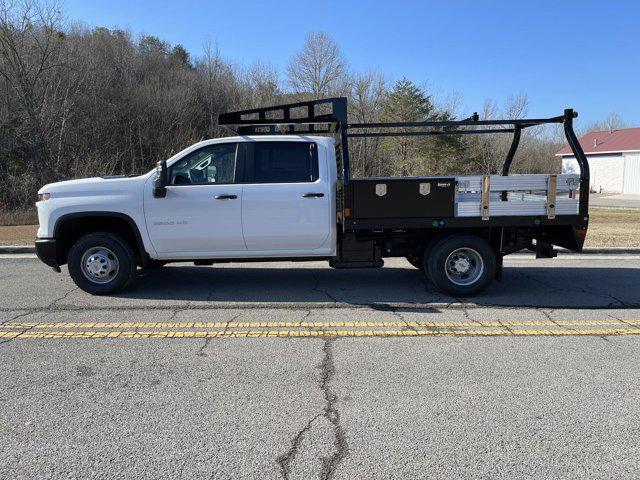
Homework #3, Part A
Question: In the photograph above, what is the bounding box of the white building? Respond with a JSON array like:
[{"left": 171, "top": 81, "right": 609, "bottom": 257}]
[{"left": 557, "top": 127, "right": 640, "bottom": 194}]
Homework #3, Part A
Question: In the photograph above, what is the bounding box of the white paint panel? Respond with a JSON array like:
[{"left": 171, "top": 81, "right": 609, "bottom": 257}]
[
  {"left": 623, "top": 153, "right": 640, "bottom": 194},
  {"left": 241, "top": 142, "right": 332, "bottom": 253},
  {"left": 144, "top": 184, "right": 245, "bottom": 254},
  {"left": 563, "top": 155, "right": 624, "bottom": 193}
]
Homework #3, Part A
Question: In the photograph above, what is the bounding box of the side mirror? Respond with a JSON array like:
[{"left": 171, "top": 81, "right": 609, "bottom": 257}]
[{"left": 153, "top": 160, "right": 168, "bottom": 198}]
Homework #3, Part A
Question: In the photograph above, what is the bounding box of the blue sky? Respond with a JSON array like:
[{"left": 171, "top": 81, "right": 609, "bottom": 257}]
[{"left": 65, "top": 0, "right": 639, "bottom": 127}]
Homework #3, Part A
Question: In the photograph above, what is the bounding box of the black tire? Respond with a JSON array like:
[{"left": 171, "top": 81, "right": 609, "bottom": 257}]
[
  {"left": 406, "top": 256, "right": 424, "bottom": 270},
  {"left": 425, "top": 234, "right": 496, "bottom": 296},
  {"left": 67, "top": 232, "right": 137, "bottom": 295}
]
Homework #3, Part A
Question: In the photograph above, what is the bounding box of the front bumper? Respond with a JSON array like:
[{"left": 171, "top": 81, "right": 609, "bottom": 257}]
[{"left": 35, "top": 238, "right": 61, "bottom": 271}]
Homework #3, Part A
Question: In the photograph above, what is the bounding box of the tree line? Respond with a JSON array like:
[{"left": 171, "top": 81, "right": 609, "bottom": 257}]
[{"left": 0, "top": 1, "right": 625, "bottom": 212}]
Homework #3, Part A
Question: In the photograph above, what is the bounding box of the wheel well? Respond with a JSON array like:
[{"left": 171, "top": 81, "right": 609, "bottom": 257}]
[{"left": 55, "top": 214, "right": 146, "bottom": 265}]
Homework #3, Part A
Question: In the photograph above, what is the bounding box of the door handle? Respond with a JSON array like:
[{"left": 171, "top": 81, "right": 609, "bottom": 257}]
[
  {"left": 214, "top": 194, "right": 238, "bottom": 200},
  {"left": 302, "top": 193, "right": 324, "bottom": 198}
]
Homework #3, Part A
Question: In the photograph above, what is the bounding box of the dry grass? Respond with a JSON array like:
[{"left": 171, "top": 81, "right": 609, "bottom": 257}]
[
  {"left": 0, "top": 209, "right": 38, "bottom": 226},
  {"left": 0, "top": 207, "right": 638, "bottom": 248},
  {"left": 586, "top": 207, "right": 640, "bottom": 248},
  {"left": 0, "top": 224, "right": 38, "bottom": 245}
]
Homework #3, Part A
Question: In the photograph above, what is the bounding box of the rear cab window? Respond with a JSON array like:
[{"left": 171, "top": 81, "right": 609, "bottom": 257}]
[{"left": 250, "top": 142, "right": 318, "bottom": 183}]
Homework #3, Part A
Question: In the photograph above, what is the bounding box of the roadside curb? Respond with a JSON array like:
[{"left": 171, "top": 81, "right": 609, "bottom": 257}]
[
  {"left": 0, "top": 246, "right": 36, "bottom": 254},
  {"left": 560, "top": 247, "right": 640, "bottom": 254},
  {"left": 1, "top": 246, "right": 640, "bottom": 255}
]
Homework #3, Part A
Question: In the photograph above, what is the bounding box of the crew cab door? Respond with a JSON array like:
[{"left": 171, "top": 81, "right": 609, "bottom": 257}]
[
  {"left": 144, "top": 142, "right": 246, "bottom": 256},
  {"left": 241, "top": 141, "right": 332, "bottom": 252}
]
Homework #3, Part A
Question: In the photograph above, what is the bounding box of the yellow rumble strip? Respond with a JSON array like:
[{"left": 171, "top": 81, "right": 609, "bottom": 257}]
[
  {"left": 0, "top": 324, "right": 639, "bottom": 339},
  {"left": 3, "top": 320, "right": 640, "bottom": 329}
]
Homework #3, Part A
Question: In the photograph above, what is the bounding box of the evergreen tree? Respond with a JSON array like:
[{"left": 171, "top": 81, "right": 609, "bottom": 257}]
[{"left": 380, "top": 78, "right": 464, "bottom": 176}]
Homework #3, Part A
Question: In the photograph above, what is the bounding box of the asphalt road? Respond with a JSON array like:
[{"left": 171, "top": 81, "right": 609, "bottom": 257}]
[{"left": 1, "top": 254, "right": 640, "bottom": 479}]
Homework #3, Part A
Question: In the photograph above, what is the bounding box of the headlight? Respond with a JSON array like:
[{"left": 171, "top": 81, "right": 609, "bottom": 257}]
[{"left": 38, "top": 193, "right": 51, "bottom": 201}]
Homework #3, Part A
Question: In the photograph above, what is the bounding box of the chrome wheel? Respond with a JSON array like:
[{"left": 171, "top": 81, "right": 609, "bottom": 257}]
[
  {"left": 445, "top": 248, "right": 484, "bottom": 286},
  {"left": 80, "top": 247, "right": 120, "bottom": 284}
]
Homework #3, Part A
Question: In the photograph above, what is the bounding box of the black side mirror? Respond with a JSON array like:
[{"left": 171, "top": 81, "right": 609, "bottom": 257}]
[{"left": 153, "top": 160, "right": 168, "bottom": 198}]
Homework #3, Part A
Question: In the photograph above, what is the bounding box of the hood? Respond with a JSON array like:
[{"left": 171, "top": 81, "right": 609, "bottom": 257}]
[{"left": 38, "top": 173, "right": 151, "bottom": 197}]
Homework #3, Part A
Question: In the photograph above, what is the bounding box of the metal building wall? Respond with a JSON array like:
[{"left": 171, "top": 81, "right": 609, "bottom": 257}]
[
  {"left": 623, "top": 153, "right": 640, "bottom": 194},
  {"left": 562, "top": 155, "right": 624, "bottom": 193}
]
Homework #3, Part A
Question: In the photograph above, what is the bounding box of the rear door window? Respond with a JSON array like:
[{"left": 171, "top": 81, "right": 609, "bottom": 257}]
[{"left": 252, "top": 142, "right": 318, "bottom": 183}]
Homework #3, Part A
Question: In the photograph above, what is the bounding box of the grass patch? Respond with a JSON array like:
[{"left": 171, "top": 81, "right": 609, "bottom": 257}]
[
  {"left": 0, "top": 224, "right": 38, "bottom": 245},
  {"left": 0, "top": 209, "right": 37, "bottom": 226},
  {"left": 586, "top": 207, "right": 640, "bottom": 248}
]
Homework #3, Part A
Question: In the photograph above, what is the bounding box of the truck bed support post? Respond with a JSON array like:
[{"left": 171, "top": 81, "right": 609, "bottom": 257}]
[
  {"left": 563, "top": 109, "right": 590, "bottom": 218},
  {"left": 501, "top": 126, "right": 522, "bottom": 201},
  {"left": 340, "top": 127, "right": 351, "bottom": 185},
  {"left": 547, "top": 174, "right": 557, "bottom": 219},
  {"left": 481, "top": 176, "right": 491, "bottom": 220}
]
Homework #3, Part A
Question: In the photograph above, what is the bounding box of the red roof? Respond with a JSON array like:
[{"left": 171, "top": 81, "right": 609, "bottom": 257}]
[{"left": 556, "top": 127, "right": 640, "bottom": 156}]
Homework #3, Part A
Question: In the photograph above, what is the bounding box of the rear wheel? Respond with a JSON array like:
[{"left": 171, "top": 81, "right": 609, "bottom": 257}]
[
  {"left": 68, "top": 232, "right": 137, "bottom": 295},
  {"left": 425, "top": 234, "right": 496, "bottom": 296}
]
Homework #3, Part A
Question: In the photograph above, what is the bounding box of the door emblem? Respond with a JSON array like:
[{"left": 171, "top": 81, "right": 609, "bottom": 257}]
[
  {"left": 375, "top": 184, "right": 387, "bottom": 197},
  {"left": 419, "top": 183, "right": 431, "bottom": 196}
]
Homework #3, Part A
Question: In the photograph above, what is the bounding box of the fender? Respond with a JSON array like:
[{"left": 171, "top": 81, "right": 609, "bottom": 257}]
[{"left": 54, "top": 211, "right": 152, "bottom": 264}]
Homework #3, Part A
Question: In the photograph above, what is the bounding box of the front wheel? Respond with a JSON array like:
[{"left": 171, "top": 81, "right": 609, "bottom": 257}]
[
  {"left": 425, "top": 234, "right": 496, "bottom": 296},
  {"left": 67, "top": 232, "right": 137, "bottom": 295}
]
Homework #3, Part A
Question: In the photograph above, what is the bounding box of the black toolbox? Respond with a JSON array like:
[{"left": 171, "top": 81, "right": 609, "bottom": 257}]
[{"left": 349, "top": 177, "right": 456, "bottom": 219}]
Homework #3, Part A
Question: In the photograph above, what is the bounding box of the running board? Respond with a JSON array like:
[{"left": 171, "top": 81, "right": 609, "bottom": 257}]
[{"left": 329, "top": 259, "right": 384, "bottom": 269}]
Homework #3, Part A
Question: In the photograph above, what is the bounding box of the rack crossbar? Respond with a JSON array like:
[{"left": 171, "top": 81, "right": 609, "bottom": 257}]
[{"left": 348, "top": 128, "right": 515, "bottom": 138}]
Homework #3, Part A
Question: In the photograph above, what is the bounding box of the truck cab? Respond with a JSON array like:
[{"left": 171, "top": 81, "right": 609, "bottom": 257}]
[
  {"left": 35, "top": 135, "right": 338, "bottom": 294},
  {"left": 144, "top": 136, "right": 336, "bottom": 258}
]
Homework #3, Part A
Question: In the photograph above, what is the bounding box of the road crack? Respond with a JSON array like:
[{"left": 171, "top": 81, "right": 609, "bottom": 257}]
[
  {"left": 276, "top": 338, "right": 349, "bottom": 480},
  {"left": 0, "top": 310, "right": 33, "bottom": 326},
  {"left": 276, "top": 414, "right": 322, "bottom": 480},
  {"left": 319, "top": 338, "right": 349, "bottom": 480},
  {"left": 0, "top": 323, "right": 36, "bottom": 346},
  {"left": 312, "top": 272, "right": 340, "bottom": 304},
  {"left": 47, "top": 286, "right": 79, "bottom": 309},
  {"left": 221, "top": 313, "right": 241, "bottom": 336},
  {"left": 379, "top": 303, "right": 416, "bottom": 332},
  {"left": 196, "top": 338, "right": 211, "bottom": 357},
  {"left": 195, "top": 313, "right": 240, "bottom": 356}
]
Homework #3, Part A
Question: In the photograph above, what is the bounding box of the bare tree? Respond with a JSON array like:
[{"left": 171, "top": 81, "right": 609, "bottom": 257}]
[
  {"left": 0, "top": 0, "right": 65, "bottom": 186},
  {"left": 583, "top": 112, "right": 629, "bottom": 135},
  {"left": 503, "top": 93, "right": 529, "bottom": 119},
  {"left": 464, "top": 94, "right": 540, "bottom": 175},
  {"left": 244, "top": 61, "right": 281, "bottom": 108},
  {"left": 286, "top": 32, "right": 348, "bottom": 98},
  {"left": 349, "top": 70, "right": 386, "bottom": 176}
]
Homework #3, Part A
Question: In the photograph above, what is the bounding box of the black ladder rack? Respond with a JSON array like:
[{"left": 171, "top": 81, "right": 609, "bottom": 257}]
[{"left": 218, "top": 97, "right": 590, "bottom": 217}]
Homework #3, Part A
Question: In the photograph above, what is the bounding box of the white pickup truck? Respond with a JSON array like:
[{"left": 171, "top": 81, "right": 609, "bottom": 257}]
[{"left": 35, "top": 98, "right": 590, "bottom": 296}]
